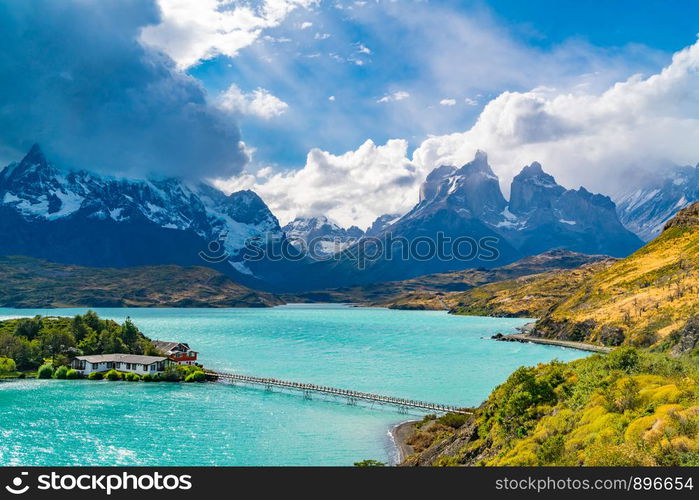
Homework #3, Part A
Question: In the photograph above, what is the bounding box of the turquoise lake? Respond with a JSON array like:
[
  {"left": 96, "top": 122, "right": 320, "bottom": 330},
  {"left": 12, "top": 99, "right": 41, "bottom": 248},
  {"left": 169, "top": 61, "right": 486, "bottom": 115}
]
[{"left": 0, "top": 305, "right": 587, "bottom": 466}]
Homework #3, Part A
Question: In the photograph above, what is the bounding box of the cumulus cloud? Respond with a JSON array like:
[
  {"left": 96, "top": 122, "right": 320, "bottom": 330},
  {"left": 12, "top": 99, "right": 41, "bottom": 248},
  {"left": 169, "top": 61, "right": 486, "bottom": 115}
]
[
  {"left": 439, "top": 98, "right": 456, "bottom": 106},
  {"left": 0, "top": 0, "right": 247, "bottom": 179},
  {"left": 140, "top": 0, "right": 317, "bottom": 69},
  {"left": 219, "top": 84, "right": 289, "bottom": 119},
  {"left": 412, "top": 38, "right": 699, "bottom": 197},
  {"left": 377, "top": 91, "right": 410, "bottom": 103},
  {"left": 215, "top": 139, "right": 425, "bottom": 228},
  {"left": 299, "top": 21, "right": 313, "bottom": 29},
  {"left": 221, "top": 38, "right": 699, "bottom": 226}
]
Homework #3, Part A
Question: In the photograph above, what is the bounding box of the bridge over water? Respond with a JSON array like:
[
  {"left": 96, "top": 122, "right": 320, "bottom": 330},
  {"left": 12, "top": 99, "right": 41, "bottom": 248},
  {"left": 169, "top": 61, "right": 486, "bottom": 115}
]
[{"left": 206, "top": 371, "right": 471, "bottom": 415}]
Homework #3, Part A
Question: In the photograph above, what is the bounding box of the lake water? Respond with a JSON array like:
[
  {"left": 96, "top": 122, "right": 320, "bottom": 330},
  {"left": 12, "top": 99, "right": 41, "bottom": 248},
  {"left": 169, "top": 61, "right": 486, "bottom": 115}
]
[{"left": 0, "top": 305, "right": 587, "bottom": 465}]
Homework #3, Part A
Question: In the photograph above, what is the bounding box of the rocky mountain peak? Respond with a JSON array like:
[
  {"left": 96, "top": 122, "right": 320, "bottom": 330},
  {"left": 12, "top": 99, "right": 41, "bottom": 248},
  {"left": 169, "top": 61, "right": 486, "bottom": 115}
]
[{"left": 509, "top": 162, "right": 565, "bottom": 214}]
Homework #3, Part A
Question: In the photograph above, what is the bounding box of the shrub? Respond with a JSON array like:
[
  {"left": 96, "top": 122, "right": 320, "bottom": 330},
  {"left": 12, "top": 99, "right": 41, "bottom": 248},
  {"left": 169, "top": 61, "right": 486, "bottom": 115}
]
[
  {"left": 437, "top": 412, "right": 469, "bottom": 429},
  {"left": 37, "top": 364, "right": 54, "bottom": 379},
  {"left": 184, "top": 371, "right": 206, "bottom": 383},
  {"left": 65, "top": 369, "right": 79, "bottom": 379},
  {"left": 353, "top": 460, "right": 386, "bottom": 467},
  {"left": 53, "top": 365, "right": 69, "bottom": 379},
  {"left": 88, "top": 371, "right": 103, "bottom": 380},
  {"left": 124, "top": 372, "right": 141, "bottom": 382},
  {"left": 0, "top": 357, "right": 16, "bottom": 374},
  {"left": 105, "top": 369, "right": 121, "bottom": 381},
  {"left": 141, "top": 373, "right": 153, "bottom": 382}
]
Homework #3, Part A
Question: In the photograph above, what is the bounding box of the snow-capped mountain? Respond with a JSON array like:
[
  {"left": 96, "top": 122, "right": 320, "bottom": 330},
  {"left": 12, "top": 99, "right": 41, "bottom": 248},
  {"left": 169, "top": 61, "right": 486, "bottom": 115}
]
[
  {"left": 309, "top": 152, "right": 642, "bottom": 289},
  {"left": 382, "top": 152, "right": 641, "bottom": 258},
  {"left": 615, "top": 164, "right": 699, "bottom": 241},
  {"left": 0, "top": 144, "right": 301, "bottom": 287},
  {"left": 365, "top": 213, "right": 402, "bottom": 237},
  {"left": 491, "top": 161, "right": 643, "bottom": 257},
  {"left": 282, "top": 215, "right": 363, "bottom": 257}
]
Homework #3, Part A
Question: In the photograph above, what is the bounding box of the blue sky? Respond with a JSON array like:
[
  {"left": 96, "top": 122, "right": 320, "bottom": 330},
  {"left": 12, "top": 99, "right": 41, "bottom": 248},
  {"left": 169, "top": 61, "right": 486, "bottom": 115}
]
[
  {"left": 183, "top": 0, "right": 699, "bottom": 171},
  {"left": 2, "top": 0, "right": 699, "bottom": 227}
]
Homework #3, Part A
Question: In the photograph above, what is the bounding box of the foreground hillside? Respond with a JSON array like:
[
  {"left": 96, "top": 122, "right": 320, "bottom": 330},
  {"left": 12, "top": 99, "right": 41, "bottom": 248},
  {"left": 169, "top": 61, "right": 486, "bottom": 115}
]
[
  {"left": 0, "top": 256, "right": 284, "bottom": 308},
  {"left": 403, "top": 348, "right": 698, "bottom": 466}
]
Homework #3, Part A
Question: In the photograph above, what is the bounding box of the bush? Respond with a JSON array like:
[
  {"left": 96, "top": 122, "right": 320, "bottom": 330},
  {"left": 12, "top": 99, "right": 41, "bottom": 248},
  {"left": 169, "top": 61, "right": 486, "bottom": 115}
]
[
  {"left": 65, "top": 369, "right": 79, "bottom": 379},
  {"left": 0, "top": 357, "right": 16, "bottom": 374},
  {"left": 53, "top": 365, "right": 69, "bottom": 379},
  {"left": 184, "top": 371, "right": 206, "bottom": 383},
  {"left": 141, "top": 373, "right": 153, "bottom": 382},
  {"left": 105, "top": 369, "right": 121, "bottom": 381},
  {"left": 353, "top": 460, "right": 386, "bottom": 467},
  {"left": 37, "top": 364, "right": 54, "bottom": 379},
  {"left": 87, "top": 371, "right": 103, "bottom": 380},
  {"left": 124, "top": 372, "right": 141, "bottom": 382}
]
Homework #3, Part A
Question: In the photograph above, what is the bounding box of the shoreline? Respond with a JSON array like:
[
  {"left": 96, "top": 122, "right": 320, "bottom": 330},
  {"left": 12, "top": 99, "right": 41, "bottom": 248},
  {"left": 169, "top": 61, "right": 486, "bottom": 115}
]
[
  {"left": 389, "top": 420, "right": 419, "bottom": 464},
  {"left": 496, "top": 333, "right": 612, "bottom": 353}
]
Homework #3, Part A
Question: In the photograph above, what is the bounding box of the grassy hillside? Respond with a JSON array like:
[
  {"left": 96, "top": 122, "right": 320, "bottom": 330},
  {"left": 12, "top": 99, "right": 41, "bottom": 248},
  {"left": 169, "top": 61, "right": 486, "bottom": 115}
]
[
  {"left": 448, "top": 259, "right": 615, "bottom": 317},
  {"left": 532, "top": 203, "right": 699, "bottom": 347},
  {"left": 403, "top": 348, "right": 699, "bottom": 466},
  {"left": 0, "top": 255, "right": 284, "bottom": 308},
  {"left": 286, "top": 250, "right": 607, "bottom": 309}
]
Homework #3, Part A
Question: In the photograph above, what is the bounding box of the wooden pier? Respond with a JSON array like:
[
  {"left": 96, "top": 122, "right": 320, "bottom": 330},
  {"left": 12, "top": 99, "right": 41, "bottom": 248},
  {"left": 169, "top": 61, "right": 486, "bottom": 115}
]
[{"left": 206, "top": 371, "right": 470, "bottom": 415}]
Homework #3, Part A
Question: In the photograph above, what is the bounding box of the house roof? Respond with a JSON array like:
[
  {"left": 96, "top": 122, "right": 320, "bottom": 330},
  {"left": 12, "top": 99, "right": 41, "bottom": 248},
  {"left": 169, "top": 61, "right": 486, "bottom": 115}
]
[
  {"left": 75, "top": 354, "right": 167, "bottom": 364},
  {"left": 152, "top": 340, "right": 191, "bottom": 353}
]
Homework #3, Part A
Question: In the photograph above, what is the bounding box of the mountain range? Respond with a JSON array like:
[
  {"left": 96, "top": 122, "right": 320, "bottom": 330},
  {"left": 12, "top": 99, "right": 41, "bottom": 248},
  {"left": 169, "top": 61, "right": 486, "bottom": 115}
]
[
  {"left": 615, "top": 163, "right": 699, "bottom": 241},
  {"left": 0, "top": 144, "right": 695, "bottom": 293}
]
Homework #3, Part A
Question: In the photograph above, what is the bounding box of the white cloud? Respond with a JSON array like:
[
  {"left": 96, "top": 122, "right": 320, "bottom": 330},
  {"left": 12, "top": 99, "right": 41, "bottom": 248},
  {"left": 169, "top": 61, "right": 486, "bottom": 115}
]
[
  {"left": 411, "top": 38, "right": 699, "bottom": 197},
  {"left": 328, "top": 95, "right": 336, "bottom": 101},
  {"left": 439, "top": 98, "right": 456, "bottom": 106},
  {"left": 299, "top": 21, "right": 313, "bottom": 29},
  {"left": 219, "top": 84, "right": 289, "bottom": 119},
  {"left": 314, "top": 32, "right": 331, "bottom": 40},
  {"left": 219, "top": 38, "right": 699, "bottom": 227},
  {"left": 357, "top": 43, "right": 371, "bottom": 55},
  {"left": 464, "top": 97, "right": 478, "bottom": 106},
  {"left": 215, "top": 139, "right": 425, "bottom": 228},
  {"left": 377, "top": 91, "right": 410, "bottom": 103},
  {"left": 140, "top": 0, "right": 317, "bottom": 69}
]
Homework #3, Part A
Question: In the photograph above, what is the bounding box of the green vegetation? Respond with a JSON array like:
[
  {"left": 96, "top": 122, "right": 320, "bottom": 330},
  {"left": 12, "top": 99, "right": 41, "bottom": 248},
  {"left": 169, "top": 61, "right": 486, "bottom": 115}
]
[
  {"left": 53, "top": 365, "right": 69, "bottom": 379},
  {"left": 87, "top": 371, "right": 103, "bottom": 380},
  {"left": 65, "top": 369, "right": 79, "bottom": 379},
  {"left": 405, "top": 348, "right": 699, "bottom": 466},
  {"left": 37, "top": 364, "right": 53, "bottom": 379},
  {"left": 0, "top": 311, "right": 159, "bottom": 371},
  {"left": 105, "top": 369, "right": 122, "bottom": 381},
  {"left": 353, "top": 460, "right": 386, "bottom": 467},
  {"left": 0, "top": 356, "right": 18, "bottom": 378},
  {"left": 161, "top": 364, "right": 205, "bottom": 382},
  {"left": 0, "top": 255, "right": 283, "bottom": 308}
]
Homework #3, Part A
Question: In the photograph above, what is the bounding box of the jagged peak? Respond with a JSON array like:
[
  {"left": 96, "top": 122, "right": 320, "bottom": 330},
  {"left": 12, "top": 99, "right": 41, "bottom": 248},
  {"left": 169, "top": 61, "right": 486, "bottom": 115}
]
[
  {"left": 18, "top": 143, "right": 51, "bottom": 171},
  {"left": 663, "top": 201, "right": 699, "bottom": 231},
  {"left": 457, "top": 150, "right": 495, "bottom": 177}
]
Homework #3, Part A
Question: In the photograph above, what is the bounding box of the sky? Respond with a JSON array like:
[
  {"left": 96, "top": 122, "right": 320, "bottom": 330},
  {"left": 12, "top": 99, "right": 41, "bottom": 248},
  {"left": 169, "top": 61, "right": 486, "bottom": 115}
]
[{"left": 1, "top": 0, "right": 699, "bottom": 228}]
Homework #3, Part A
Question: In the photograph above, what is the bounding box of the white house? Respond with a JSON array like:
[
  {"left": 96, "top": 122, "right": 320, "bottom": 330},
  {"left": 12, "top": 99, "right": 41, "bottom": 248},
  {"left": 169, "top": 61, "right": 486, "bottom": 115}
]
[
  {"left": 71, "top": 354, "right": 169, "bottom": 375},
  {"left": 152, "top": 340, "right": 199, "bottom": 366}
]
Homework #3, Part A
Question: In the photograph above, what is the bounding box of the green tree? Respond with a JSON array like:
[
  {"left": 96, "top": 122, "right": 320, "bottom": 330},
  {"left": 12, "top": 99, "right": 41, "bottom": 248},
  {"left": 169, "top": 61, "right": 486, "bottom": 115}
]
[
  {"left": 38, "top": 329, "right": 76, "bottom": 363},
  {"left": 13, "top": 316, "right": 42, "bottom": 340}
]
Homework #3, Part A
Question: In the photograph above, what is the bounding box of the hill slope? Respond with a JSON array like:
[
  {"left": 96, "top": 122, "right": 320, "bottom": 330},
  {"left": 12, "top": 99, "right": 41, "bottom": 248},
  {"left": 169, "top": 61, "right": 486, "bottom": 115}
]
[
  {"left": 287, "top": 250, "right": 608, "bottom": 309},
  {"left": 0, "top": 256, "right": 284, "bottom": 308},
  {"left": 403, "top": 348, "right": 699, "bottom": 466},
  {"left": 532, "top": 202, "right": 699, "bottom": 347}
]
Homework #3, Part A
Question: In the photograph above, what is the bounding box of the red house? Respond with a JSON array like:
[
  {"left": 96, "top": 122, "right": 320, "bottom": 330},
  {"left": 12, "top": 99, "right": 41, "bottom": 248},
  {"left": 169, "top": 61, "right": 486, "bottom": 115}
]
[{"left": 152, "top": 340, "right": 198, "bottom": 366}]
